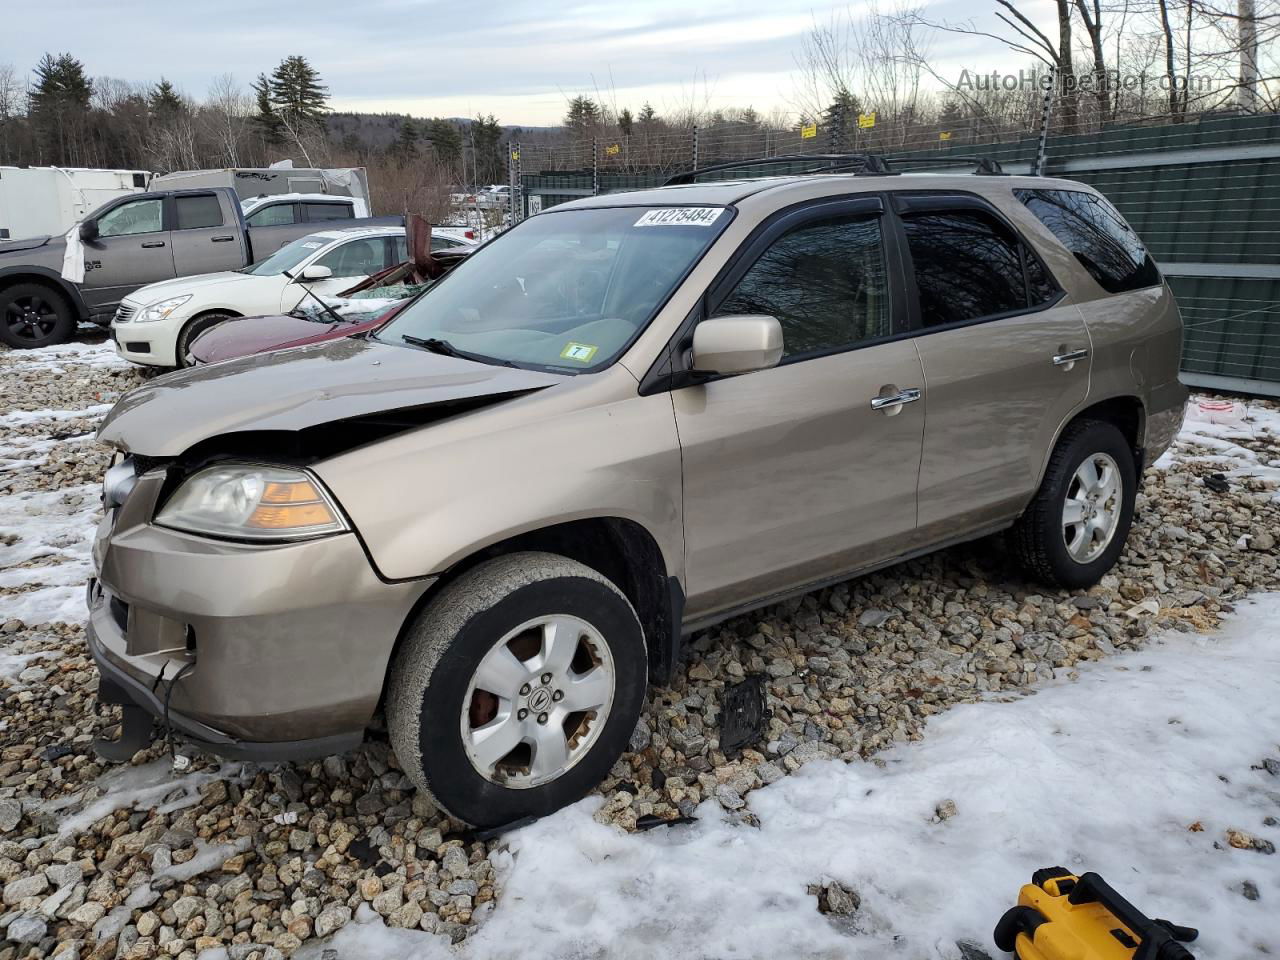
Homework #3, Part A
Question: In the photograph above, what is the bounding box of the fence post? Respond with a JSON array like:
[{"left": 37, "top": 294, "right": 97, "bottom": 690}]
[
  {"left": 509, "top": 141, "right": 523, "bottom": 224},
  {"left": 592, "top": 138, "right": 599, "bottom": 196},
  {"left": 1033, "top": 66, "right": 1056, "bottom": 176},
  {"left": 692, "top": 125, "right": 699, "bottom": 171}
]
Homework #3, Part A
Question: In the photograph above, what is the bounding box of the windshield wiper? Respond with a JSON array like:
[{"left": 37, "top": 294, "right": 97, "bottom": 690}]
[
  {"left": 282, "top": 270, "right": 349, "bottom": 326},
  {"left": 400, "top": 335, "right": 517, "bottom": 367}
]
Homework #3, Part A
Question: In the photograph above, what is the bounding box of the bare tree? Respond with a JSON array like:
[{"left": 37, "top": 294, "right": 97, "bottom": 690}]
[{"left": 204, "top": 74, "right": 251, "bottom": 166}]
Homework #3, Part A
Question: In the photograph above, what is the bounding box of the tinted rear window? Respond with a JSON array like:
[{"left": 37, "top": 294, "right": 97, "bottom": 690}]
[
  {"left": 175, "top": 194, "right": 223, "bottom": 230},
  {"left": 1016, "top": 188, "right": 1161, "bottom": 293}
]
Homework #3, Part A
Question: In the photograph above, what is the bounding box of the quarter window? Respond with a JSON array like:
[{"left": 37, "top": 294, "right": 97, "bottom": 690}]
[
  {"left": 1015, "top": 188, "right": 1160, "bottom": 293},
  {"left": 97, "top": 198, "right": 163, "bottom": 237},
  {"left": 902, "top": 211, "right": 1050, "bottom": 327},
  {"left": 305, "top": 202, "right": 353, "bottom": 221},
  {"left": 174, "top": 194, "right": 224, "bottom": 230},
  {"left": 714, "top": 215, "right": 890, "bottom": 358}
]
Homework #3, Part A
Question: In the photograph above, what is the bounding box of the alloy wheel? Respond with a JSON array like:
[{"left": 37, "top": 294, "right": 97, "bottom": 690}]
[
  {"left": 1062, "top": 452, "right": 1123, "bottom": 564},
  {"left": 4, "top": 295, "right": 59, "bottom": 344},
  {"left": 460, "top": 614, "right": 615, "bottom": 789}
]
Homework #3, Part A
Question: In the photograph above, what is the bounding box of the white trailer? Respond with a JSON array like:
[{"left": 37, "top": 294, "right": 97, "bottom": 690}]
[
  {"left": 151, "top": 162, "right": 371, "bottom": 213},
  {"left": 0, "top": 167, "right": 150, "bottom": 241}
]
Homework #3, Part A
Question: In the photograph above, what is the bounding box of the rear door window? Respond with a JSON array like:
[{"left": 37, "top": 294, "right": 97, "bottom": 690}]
[
  {"left": 315, "top": 236, "right": 389, "bottom": 278},
  {"left": 246, "top": 203, "right": 297, "bottom": 226},
  {"left": 714, "top": 215, "right": 890, "bottom": 359},
  {"left": 174, "top": 194, "right": 224, "bottom": 230},
  {"left": 1015, "top": 188, "right": 1160, "bottom": 293},
  {"left": 901, "top": 210, "right": 1055, "bottom": 327}
]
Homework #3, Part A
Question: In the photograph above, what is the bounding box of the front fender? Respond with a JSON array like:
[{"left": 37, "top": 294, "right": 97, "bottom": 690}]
[{"left": 0, "top": 264, "right": 89, "bottom": 321}]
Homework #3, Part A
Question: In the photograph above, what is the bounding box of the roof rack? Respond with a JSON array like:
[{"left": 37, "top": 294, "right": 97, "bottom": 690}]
[{"left": 663, "top": 153, "right": 1003, "bottom": 186}]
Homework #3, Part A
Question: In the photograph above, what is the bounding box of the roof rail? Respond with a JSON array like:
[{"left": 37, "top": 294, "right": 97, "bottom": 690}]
[
  {"left": 663, "top": 154, "right": 892, "bottom": 186},
  {"left": 880, "top": 156, "right": 1006, "bottom": 175},
  {"left": 663, "top": 153, "right": 1004, "bottom": 186}
]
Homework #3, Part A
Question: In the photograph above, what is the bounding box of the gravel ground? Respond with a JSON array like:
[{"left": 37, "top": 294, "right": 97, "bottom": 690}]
[{"left": 1, "top": 335, "right": 1278, "bottom": 959}]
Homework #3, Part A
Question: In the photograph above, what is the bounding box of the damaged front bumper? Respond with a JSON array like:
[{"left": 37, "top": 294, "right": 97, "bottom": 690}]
[{"left": 88, "top": 469, "right": 432, "bottom": 762}]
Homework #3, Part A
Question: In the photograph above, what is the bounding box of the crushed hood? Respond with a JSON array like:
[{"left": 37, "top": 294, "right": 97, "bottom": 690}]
[{"left": 98, "top": 336, "right": 565, "bottom": 456}]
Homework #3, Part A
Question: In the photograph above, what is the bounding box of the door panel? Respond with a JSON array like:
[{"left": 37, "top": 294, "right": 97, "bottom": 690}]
[
  {"left": 170, "top": 194, "right": 248, "bottom": 277},
  {"left": 676, "top": 340, "right": 925, "bottom": 620},
  {"left": 80, "top": 196, "right": 174, "bottom": 314},
  {"left": 913, "top": 305, "right": 1090, "bottom": 539}
]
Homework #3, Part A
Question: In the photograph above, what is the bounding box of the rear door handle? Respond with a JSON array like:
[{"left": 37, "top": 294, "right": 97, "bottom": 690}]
[
  {"left": 870, "top": 387, "right": 921, "bottom": 413},
  {"left": 211, "top": 235, "right": 235, "bottom": 242},
  {"left": 1053, "top": 348, "right": 1089, "bottom": 367},
  {"left": 140, "top": 241, "right": 166, "bottom": 248}
]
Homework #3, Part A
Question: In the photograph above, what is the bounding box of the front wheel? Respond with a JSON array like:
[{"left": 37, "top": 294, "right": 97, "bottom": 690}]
[
  {"left": 1010, "top": 419, "right": 1137, "bottom": 589},
  {"left": 175, "top": 311, "right": 234, "bottom": 368},
  {"left": 0, "top": 283, "right": 75, "bottom": 348},
  {"left": 387, "top": 552, "right": 647, "bottom": 828}
]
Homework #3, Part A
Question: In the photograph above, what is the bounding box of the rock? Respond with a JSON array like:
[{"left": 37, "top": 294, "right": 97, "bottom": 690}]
[
  {"left": 3, "top": 873, "right": 48, "bottom": 904},
  {"left": 1262, "top": 758, "right": 1280, "bottom": 777},
  {"left": 172, "top": 896, "right": 204, "bottom": 922},
  {"left": 629, "top": 718, "right": 652, "bottom": 752},
  {"left": 935, "top": 799, "right": 958, "bottom": 822},
  {"left": 442, "top": 846, "right": 469, "bottom": 879},
  {"left": 68, "top": 900, "right": 106, "bottom": 926},
  {"left": 859, "top": 609, "right": 893, "bottom": 628},
  {"left": 1248, "top": 531, "right": 1275, "bottom": 551},
  {"left": 0, "top": 800, "right": 21, "bottom": 834},
  {"left": 5, "top": 913, "right": 46, "bottom": 943},
  {"left": 817, "top": 880, "right": 860, "bottom": 915},
  {"left": 314, "top": 903, "right": 352, "bottom": 938},
  {"left": 714, "top": 785, "right": 745, "bottom": 810},
  {"left": 1242, "top": 880, "right": 1260, "bottom": 901},
  {"left": 956, "top": 939, "right": 995, "bottom": 959}
]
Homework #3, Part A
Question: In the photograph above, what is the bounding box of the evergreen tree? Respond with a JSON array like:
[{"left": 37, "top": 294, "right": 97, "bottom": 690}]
[
  {"left": 821, "top": 89, "right": 862, "bottom": 150},
  {"left": 268, "top": 55, "right": 328, "bottom": 127},
  {"left": 29, "top": 52, "right": 92, "bottom": 164},
  {"left": 251, "top": 72, "right": 281, "bottom": 143},
  {"left": 149, "top": 78, "right": 183, "bottom": 117},
  {"left": 939, "top": 100, "right": 963, "bottom": 127},
  {"left": 470, "top": 114, "right": 505, "bottom": 184},
  {"left": 638, "top": 102, "right": 657, "bottom": 124},
  {"left": 425, "top": 118, "right": 462, "bottom": 164},
  {"left": 618, "top": 107, "right": 634, "bottom": 137},
  {"left": 394, "top": 116, "right": 419, "bottom": 156},
  {"left": 740, "top": 106, "right": 760, "bottom": 127},
  {"left": 564, "top": 95, "right": 600, "bottom": 137}
]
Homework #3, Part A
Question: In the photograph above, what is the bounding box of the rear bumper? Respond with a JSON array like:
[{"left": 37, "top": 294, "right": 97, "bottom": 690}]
[{"left": 1145, "top": 379, "right": 1190, "bottom": 464}]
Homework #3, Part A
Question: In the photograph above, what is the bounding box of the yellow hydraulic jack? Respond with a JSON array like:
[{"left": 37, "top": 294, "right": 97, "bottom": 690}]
[{"left": 994, "top": 868, "right": 1199, "bottom": 960}]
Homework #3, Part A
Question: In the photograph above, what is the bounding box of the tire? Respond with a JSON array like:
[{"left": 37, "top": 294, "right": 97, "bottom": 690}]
[
  {"left": 175, "top": 311, "right": 234, "bottom": 368},
  {"left": 387, "top": 551, "right": 647, "bottom": 828},
  {"left": 1010, "top": 419, "right": 1137, "bottom": 589},
  {"left": 0, "top": 282, "right": 75, "bottom": 349}
]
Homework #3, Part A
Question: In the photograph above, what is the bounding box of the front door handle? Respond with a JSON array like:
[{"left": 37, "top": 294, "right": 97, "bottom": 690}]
[
  {"left": 140, "top": 241, "right": 166, "bottom": 248},
  {"left": 211, "top": 235, "right": 235, "bottom": 242},
  {"left": 1053, "top": 348, "right": 1089, "bottom": 367},
  {"left": 870, "top": 387, "right": 921, "bottom": 414}
]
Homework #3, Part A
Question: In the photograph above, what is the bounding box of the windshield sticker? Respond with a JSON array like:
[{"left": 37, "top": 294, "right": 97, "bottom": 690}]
[
  {"left": 560, "top": 342, "right": 599, "bottom": 363},
  {"left": 300, "top": 241, "right": 324, "bottom": 249},
  {"left": 634, "top": 207, "right": 724, "bottom": 228}
]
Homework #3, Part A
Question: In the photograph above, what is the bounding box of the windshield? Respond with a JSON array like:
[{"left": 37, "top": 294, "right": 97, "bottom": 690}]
[
  {"left": 241, "top": 234, "right": 330, "bottom": 276},
  {"left": 376, "top": 205, "right": 730, "bottom": 372}
]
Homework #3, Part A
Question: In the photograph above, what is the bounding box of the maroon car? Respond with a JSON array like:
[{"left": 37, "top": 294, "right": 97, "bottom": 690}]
[{"left": 189, "top": 229, "right": 470, "bottom": 365}]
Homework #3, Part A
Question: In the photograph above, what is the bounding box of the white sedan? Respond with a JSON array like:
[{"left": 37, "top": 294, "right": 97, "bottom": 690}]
[{"left": 112, "top": 226, "right": 434, "bottom": 368}]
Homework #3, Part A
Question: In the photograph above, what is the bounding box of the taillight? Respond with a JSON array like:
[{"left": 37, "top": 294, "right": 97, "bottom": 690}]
[{"left": 465, "top": 230, "right": 475, "bottom": 239}]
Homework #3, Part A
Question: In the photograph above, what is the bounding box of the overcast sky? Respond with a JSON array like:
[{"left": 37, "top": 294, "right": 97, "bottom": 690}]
[{"left": 4, "top": 0, "right": 1043, "bottom": 125}]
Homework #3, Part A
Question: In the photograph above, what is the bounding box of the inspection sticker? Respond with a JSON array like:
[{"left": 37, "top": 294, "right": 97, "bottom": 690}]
[
  {"left": 560, "top": 342, "right": 599, "bottom": 363},
  {"left": 634, "top": 207, "right": 724, "bottom": 228}
]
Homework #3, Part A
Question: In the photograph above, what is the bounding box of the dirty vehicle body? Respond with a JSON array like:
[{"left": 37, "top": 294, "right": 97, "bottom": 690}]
[
  {"left": 0, "top": 186, "right": 399, "bottom": 348},
  {"left": 187, "top": 248, "right": 473, "bottom": 364},
  {"left": 89, "top": 163, "right": 1187, "bottom": 827}
]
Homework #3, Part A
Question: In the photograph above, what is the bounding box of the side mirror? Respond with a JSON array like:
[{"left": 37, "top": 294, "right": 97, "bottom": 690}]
[
  {"left": 78, "top": 220, "right": 99, "bottom": 242},
  {"left": 691, "top": 315, "right": 784, "bottom": 376},
  {"left": 298, "top": 264, "right": 332, "bottom": 282}
]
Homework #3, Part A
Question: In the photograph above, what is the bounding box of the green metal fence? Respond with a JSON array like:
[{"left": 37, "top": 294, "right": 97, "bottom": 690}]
[{"left": 518, "top": 112, "right": 1280, "bottom": 395}]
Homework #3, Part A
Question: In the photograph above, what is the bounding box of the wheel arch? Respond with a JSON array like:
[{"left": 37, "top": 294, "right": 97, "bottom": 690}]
[
  {"left": 0, "top": 267, "right": 89, "bottom": 321},
  {"left": 379, "top": 516, "right": 682, "bottom": 714},
  {"left": 1037, "top": 394, "right": 1146, "bottom": 491}
]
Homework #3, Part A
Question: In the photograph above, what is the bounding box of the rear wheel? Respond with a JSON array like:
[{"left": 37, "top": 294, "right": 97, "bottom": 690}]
[
  {"left": 387, "top": 552, "right": 647, "bottom": 828},
  {"left": 1010, "top": 419, "right": 1137, "bottom": 589},
  {"left": 0, "top": 283, "right": 75, "bottom": 348},
  {"left": 175, "top": 311, "right": 234, "bottom": 367}
]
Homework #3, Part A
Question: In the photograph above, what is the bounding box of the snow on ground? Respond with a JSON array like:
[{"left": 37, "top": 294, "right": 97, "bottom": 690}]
[
  {"left": 0, "top": 483, "right": 102, "bottom": 625},
  {"left": 304, "top": 594, "right": 1280, "bottom": 960}
]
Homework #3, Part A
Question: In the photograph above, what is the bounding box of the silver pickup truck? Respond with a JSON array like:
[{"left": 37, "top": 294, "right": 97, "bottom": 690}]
[{"left": 0, "top": 186, "right": 401, "bottom": 348}]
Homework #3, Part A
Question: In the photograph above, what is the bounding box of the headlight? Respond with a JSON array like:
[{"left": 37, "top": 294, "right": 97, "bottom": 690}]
[
  {"left": 136, "top": 295, "right": 193, "bottom": 323},
  {"left": 155, "top": 465, "right": 348, "bottom": 541}
]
